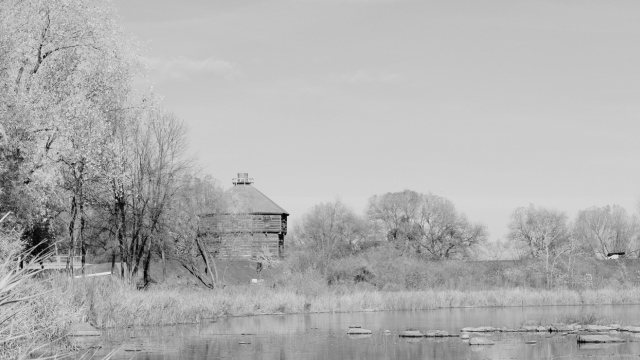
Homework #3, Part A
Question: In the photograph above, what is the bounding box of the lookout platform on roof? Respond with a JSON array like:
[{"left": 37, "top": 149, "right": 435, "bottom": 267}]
[{"left": 199, "top": 173, "right": 289, "bottom": 259}]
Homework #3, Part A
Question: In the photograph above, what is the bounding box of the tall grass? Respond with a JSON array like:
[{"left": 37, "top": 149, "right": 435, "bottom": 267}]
[
  {"left": 0, "top": 252, "right": 85, "bottom": 359},
  {"left": 58, "top": 274, "right": 640, "bottom": 329}
]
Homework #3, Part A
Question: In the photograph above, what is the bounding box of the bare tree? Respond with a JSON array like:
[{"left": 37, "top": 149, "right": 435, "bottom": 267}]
[
  {"left": 507, "top": 204, "right": 570, "bottom": 287},
  {"left": 126, "top": 110, "right": 192, "bottom": 284},
  {"left": 574, "top": 205, "right": 640, "bottom": 258},
  {"left": 367, "top": 190, "right": 487, "bottom": 259},
  {"left": 171, "top": 175, "right": 226, "bottom": 288},
  {"left": 296, "top": 199, "right": 366, "bottom": 273}
]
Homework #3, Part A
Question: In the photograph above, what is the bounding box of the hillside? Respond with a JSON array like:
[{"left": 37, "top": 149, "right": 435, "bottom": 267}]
[{"left": 83, "top": 258, "right": 284, "bottom": 288}]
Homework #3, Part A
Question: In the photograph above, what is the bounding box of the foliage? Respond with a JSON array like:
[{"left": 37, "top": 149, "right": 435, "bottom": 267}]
[
  {"left": 0, "top": 0, "right": 214, "bottom": 286},
  {"left": 367, "top": 190, "right": 487, "bottom": 259},
  {"left": 0, "top": 214, "right": 23, "bottom": 260}
]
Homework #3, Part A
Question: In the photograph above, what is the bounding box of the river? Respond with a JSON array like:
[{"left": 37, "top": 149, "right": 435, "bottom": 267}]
[{"left": 78, "top": 304, "right": 640, "bottom": 359}]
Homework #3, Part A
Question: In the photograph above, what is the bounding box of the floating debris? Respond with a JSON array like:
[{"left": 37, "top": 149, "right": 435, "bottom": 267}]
[
  {"left": 468, "top": 337, "right": 495, "bottom": 345},
  {"left": 620, "top": 326, "right": 640, "bottom": 333},
  {"left": 423, "top": 330, "right": 459, "bottom": 338},
  {"left": 460, "top": 326, "right": 496, "bottom": 333},
  {"left": 577, "top": 335, "right": 625, "bottom": 344},
  {"left": 583, "top": 325, "right": 615, "bottom": 332},
  {"left": 399, "top": 330, "right": 423, "bottom": 338}
]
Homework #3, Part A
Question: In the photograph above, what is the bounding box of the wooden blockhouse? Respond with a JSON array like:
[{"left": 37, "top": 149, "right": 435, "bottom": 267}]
[{"left": 199, "top": 173, "right": 288, "bottom": 259}]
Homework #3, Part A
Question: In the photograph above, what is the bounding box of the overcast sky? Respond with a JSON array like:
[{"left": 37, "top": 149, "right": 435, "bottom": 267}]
[{"left": 113, "top": 0, "right": 640, "bottom": 241}]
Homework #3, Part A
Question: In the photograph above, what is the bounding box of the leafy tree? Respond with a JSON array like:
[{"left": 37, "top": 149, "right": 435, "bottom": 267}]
[{"left": 0, "top": 0, "right": 140, "bottom": 273}]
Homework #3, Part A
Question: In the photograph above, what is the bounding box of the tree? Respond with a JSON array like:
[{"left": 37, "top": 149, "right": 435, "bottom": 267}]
[
  {"left": 295, "top": 199, "right": 366, "bottom": 272},
  {"left": 507, "top": 204, "right": 570, "bottom": 287},
  {"left": 415, "top": 194, "right": 487, "bottom": 259},
  {"left": 0, "top": 0, "right": 141, "bottom": 275},
  {"left": 123, "top": 110, "right": 192, "bottom": 284},
  {"left": 171, "top": 175, "right": 226, "bottom": 288},
  {"left": 574, "top": 205, "right": 640, "bottom": 258},
  {"left": 367, "top": 190, "right": 487, "bottom": 259}
]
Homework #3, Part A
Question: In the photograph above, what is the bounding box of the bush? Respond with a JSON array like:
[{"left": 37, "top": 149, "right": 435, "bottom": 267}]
[
  {"left": 326, "top": 257, "right": 374, "bottom": 285},
  {"left": 0, "top": 227, "right": 23, "bottom": 260},
  {"left": 283, "top": 241, "right": 640, "bottom": 292},
  {"left": 277, "top": 267, "right": 327, "bottom": 297}
]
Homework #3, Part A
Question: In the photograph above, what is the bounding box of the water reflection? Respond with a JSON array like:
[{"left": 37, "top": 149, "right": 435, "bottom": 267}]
[{"left": 84, "top": 304, "right": 640, "bottom": 360}]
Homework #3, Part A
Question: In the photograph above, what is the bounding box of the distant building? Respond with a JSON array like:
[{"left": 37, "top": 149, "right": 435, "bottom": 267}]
[
  {"left": 606, "top": 252, "right": 625, "bottom": 260},
  {"left": 199, "top": 173, "right": 288, "bottom": 259}
]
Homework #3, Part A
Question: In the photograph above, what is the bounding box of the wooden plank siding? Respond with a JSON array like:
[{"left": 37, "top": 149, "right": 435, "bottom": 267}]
[
  {"left": 205, "top": 233, "right": 280, "bottom": 259},
  {"left": 199, "top": 213, "right": 287, "bottom": 259},
  {"left": 201, "top": 214, "right": 286, "bottom": 235}
]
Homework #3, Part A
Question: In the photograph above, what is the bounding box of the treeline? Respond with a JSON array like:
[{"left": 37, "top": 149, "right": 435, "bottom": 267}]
[
  {"left": 0, "top": 0, "right": 227, "bottom": 284},
  {"left": 290, "top": 191, "right": 640, "bottom": 289}
]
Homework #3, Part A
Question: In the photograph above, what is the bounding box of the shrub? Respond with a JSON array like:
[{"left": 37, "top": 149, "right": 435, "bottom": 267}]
[{"left": 326, "top": 257, "right": 374, "bottom": 285}]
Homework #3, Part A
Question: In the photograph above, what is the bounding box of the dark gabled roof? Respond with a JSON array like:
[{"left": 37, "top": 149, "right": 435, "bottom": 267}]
[{"left": 227, "top": 184, "right": 289, "bottom": 215}]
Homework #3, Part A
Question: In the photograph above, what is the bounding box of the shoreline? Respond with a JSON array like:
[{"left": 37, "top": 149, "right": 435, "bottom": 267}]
[
  {"left": 69, "top": 281, "right": 640, "bottom": 330},
  {"left": 106, "top": 301, "right": 640, "bottom": 331}
]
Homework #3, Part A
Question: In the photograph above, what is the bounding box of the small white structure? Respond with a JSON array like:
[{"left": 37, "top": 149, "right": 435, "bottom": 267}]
[{"left": 606, "top": 252, "right": 625, "bottom": 260}]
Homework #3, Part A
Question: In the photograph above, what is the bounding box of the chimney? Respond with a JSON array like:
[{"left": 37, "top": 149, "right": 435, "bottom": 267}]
[{"left": 232, "top": 173, "right": 253, "bottom": 185}]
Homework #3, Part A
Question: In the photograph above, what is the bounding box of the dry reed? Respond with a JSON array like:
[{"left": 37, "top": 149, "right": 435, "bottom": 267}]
[{"left": 57, "top": 276, "right": 640, "bottom": 329}]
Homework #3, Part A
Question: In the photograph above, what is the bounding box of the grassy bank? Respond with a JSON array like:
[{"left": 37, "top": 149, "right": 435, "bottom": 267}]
[
  {"left": 6, "top": 269, "right": 640, "bottom": 358},
  {"left": 54, "top": 274, "right": 640, "bottom": 329},
  {"left": 0, "top": 261, "right": 83, "bottom": 359}
]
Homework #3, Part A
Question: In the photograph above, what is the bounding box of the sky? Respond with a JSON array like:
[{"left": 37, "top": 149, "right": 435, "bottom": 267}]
[{"left": 112, "top": 0, "right": 640, "bottom": 241}]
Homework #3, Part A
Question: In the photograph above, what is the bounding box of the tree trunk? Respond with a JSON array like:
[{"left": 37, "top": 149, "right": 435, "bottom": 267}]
[
  {"left": 80, "top": 198, "right": 86, "bottom": 276},
  {"left": 131, "top": 233, "right": 148, "bottom": 277},
  {"left": 111, "top": 250, "right": 116, "bottom": 275},
  {"left": 161, "top": 246, "right": 166, "bottom": 283},
  {"left": 545, "top": 245, "right": 551, "bottom": 289},
  {"left": 116, "top": 190, "right": 126, "bottom": 280},
  {"left": 196, "top": 237, "right": 217, "bottom": 288},
  {"left": 67, "top": 194, "right": 77, "bottom": 277},
  {"left": 143, "top": 243, "right": 152, "bottom": 286}
]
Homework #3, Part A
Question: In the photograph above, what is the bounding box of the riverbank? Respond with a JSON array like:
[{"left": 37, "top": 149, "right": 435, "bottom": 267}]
[
  {"left": 55, "top": 275, "right": 640, "bottom": 329},
  {"left": 6, "top": 269, "right": 640, "bottom": 358}
]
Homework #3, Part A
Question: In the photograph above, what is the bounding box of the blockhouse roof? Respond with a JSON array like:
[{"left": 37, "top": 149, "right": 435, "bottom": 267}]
[{"left": 226, "top": 174, "right": 289, "bottom": 215}]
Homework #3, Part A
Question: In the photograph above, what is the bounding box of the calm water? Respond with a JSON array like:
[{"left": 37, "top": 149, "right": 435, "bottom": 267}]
[{"left": 79, "top": 305, "right": 640, "bottom": 359}]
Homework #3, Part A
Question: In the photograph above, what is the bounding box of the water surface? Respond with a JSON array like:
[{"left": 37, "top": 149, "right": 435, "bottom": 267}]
[{"left": 81, "top": 304, "right": 640, "bottom": 359}]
